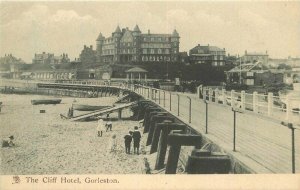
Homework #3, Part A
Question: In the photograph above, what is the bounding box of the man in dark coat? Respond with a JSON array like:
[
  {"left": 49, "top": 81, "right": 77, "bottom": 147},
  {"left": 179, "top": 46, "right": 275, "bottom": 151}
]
[
  {"left": 132, "top": 126, "right": 141, "bottom": 155},
  {"left": 124, "top": 131, "right": 133, "bottom": 154}
]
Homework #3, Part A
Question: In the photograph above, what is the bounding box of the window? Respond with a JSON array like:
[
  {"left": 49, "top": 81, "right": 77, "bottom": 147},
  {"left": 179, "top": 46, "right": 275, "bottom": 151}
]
[
  {"left": 151, "top": 38, "right": 154, "bottom": 42},
  {"left": 143, "top": 49, "right": 147, "bottom": 54},
  {"left": 142, "top": 56, "right": 145, "bottom": 61},
  {"left": 145, "top": 56, "right": 148, "bottom": 61},
  {"left": 151, "top": 49, "right": 154, "bottom": 54},
  {"left": 247, "top": 72, "right": 254, "bottom": 77},
  {"left": 165, "top": 49, "right": 170, "bottom": 54},
  {"left": 158, "top": 49, "right": 162, "bottom": 54}
]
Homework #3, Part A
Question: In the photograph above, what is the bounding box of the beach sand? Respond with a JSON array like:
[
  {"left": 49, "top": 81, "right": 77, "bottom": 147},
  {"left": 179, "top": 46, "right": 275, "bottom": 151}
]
[{"left": 0, "top": 94, "right": 146, "bottom": 174}]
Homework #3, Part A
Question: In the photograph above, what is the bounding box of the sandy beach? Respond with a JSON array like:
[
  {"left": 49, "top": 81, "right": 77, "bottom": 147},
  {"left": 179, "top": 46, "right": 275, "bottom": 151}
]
[{"left": 0, "top": 94, "right": 146, "bottom": 174}]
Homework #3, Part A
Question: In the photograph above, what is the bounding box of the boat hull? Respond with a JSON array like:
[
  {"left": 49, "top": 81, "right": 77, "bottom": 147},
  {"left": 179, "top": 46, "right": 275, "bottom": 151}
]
[
  {"left": 72, "top": 104, "right": 110, "bottom": 111},
  {"left": 31, "top": 99, "right": 62, "bottom": 105}
]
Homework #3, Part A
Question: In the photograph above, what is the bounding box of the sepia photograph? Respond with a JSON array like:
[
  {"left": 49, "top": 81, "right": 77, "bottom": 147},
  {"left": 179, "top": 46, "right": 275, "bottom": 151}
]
[{"left": 0, "top": 0, "right": 300, "bottom": 189}]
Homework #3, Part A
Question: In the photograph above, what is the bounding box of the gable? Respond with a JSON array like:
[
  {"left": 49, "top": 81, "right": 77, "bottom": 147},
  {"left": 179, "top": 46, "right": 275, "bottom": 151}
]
[{"left": 120, "top": 30, "right": 134, "bottom": 42}]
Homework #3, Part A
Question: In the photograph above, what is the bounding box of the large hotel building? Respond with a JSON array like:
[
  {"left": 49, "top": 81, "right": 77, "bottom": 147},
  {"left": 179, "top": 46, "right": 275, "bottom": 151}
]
[{"left": 96, "top": 25, "right": 180, "bottom": 64}]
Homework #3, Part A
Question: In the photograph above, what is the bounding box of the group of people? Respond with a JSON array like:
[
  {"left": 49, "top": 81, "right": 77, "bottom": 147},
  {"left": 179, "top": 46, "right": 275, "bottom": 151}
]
[
  {"left": 96, "top": 114, "right": 142, "bottom": 155},
  {"left": 124, "top": 126, "right": 142, "bottom": 155}
]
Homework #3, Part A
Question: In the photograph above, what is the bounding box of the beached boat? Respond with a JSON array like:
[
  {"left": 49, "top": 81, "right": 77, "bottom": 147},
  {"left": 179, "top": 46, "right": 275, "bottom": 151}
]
[
  {"left": 72, "top": 104, "right": 110, "bottom": 111},
  {"left": 31, "top": 99, "right": 62, "bottom": 105}
]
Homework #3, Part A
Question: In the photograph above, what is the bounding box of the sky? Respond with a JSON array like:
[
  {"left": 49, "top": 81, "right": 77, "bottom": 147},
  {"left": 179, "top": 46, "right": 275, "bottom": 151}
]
[{"left": 0, "top": 1, "right": 300, "bottom": 63}]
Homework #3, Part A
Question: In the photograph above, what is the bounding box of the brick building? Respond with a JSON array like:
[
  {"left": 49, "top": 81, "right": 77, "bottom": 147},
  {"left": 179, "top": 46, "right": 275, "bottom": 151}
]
[
  {"left": 96, "top": 25, "right": 180, "bottom": 64},
  {"left": 189, "top": 44, "right": 226, "bottom": 66},
  {"left": 33, "top": 52, "right": 70, "bottom": 64},
  {"left": 79, "top": 45, "right": 97, "bottom": 65},
  {"left": 242, "top": 50, "right": 269, "bottom": 64}
]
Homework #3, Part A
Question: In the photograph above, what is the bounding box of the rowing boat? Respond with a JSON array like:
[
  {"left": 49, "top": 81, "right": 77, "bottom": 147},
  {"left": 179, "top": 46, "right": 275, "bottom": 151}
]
[
  {"left": 72, "top": 104, "right": 110, "bottom": 111},
  {"left": 31, "top": 99, "right": 62, "bottom": 105}
]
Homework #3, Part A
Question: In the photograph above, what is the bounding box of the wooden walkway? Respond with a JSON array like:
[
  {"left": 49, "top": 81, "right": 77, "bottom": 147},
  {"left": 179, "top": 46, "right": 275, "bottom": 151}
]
[{"left": 140, "top": 90, "right": 300, "bottom": 173}]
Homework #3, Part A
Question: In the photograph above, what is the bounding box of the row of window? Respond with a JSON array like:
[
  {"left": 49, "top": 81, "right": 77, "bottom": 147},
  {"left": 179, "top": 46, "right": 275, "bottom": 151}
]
[
  {"left": 102, "top": 48, "right": 179, "bottom": 55},
  {"left": 142, "top": 48, "right": 172, "bottom": 54},
  {"left": 142, "top": 56, "right": 174, "bottom": 62},
  {"left": 141, "top": 43, "right": 172, "bottom": 48},
  {"left": 143, "top": 37, "right": 171, "bottom": 42}
]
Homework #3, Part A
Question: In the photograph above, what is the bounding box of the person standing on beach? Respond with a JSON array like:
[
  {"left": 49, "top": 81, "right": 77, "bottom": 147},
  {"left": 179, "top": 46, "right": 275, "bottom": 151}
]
[
  {"left": 106, "top": 120, "right": 113, "bottom": 131},
  {"left": 132, "top": 126, "right": 141, "bottom": 155},
  {"left": 97, "top": 119, "right": 105, "bottom": 137},
  {"left": 108, "top": 134, "right": 117, "bottom": 153},
  {"left": 124, "top": 131, "right": 133, "bottom": 154}
]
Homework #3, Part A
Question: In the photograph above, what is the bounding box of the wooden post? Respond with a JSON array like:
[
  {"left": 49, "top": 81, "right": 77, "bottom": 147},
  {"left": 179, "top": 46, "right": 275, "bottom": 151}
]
[
  {"left": 241, "top": 90, "right": 246, "bottom": 110},
  {"left": 150, "top": 120, "right": 176, "bottom": 154},
  {"left": 188, "top": 97, "right": 191, "bottom": 123},
  {"left": 163, "top": 91, "right": 166, "bottom": 107},
  {"left": 209, "top": 88, "right": 213, "bottom": 102},
  {"left": 165, "top": 132, "right": 202, "bottom": 174},
  {"left": 146, "top": 115, "right": 174, "bottom": 146},
  {"left": 177, "top": 94, "right": 180, "bottom": 116},
  {"left": 253, "top": 91, "right": 258, "bottom": 113},
  {"left": 231, "top": 90, "right": 235, "bottom": 107},
  {"left": 170, "top": 92, "right": 172, "bottom": 111},
  {"left": 267, "top": 92, "right": 273, "bottom": 116},
  {"left": 143, "top": 108, "right": 162, "bottom": 133},
  {"left": 286, "top": 95, "right": 290, "bottom": 121},
  {"left": 165, "top": 144, "right": 181, "bottom": 174},
  {"left": 222, "top": 89, "right": 226, "bottom": 105},
  {"left": 158, "top": 90, "right": 161, "bottom": 104},
  {"left": 155, "top": 124, "right": 186, "bottom": 170}
]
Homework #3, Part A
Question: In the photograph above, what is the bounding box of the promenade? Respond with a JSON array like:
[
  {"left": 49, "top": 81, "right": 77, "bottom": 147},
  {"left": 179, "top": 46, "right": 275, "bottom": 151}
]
[
  {"left": 135, "top": 86, "right": 300, "bottom": 173},
  {"left": 1, "top": 79, "right": 299, "bottom": 173}
]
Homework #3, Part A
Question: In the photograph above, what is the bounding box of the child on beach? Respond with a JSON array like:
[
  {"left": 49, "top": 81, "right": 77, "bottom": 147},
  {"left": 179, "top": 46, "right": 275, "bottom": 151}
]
[
  {"left": 132, "top": 126, "right": 141, "bottom": 155},
  {"left": 124, "top": 131, "right": 133, "bottom": 154},
  {"left": 108, "top": 134, "right": 118, "bottom": 153},
  {"left": 106, "top": 120, "right": 113, "bottom": 131},
  {"left": 97, "top": 119, "right": 105, "bottom": 137},
  {"left": 2, "top": 136, "right": 15, "bottom": 147}
]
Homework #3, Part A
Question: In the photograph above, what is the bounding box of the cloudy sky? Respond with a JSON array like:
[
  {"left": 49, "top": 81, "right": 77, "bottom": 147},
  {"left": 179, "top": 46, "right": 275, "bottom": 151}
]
[{"left": 0, "top": 1, "right": 299, "bottom": 62}]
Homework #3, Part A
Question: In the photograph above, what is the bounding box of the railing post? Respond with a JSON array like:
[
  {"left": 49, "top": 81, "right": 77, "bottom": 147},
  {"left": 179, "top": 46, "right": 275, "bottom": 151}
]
[
  {"left": 203, "top": 87, "right": 207, "bottom": 101},
  {"left": 214, "top": 88, "right": 219, "bottom": 103},
  {"left": 169, "top": 92, "right": 172, "bottom": 111},
  {"left": 158, "top": 90, "right": 161, "bottom": 104},
  {"left": 222, "top": 89, "right": 226, "bottom": 105},
  {"left": 197, "top": 85, "right": 201, "bottom": 99},
  {"left": 188, "top": 97, "right": 191, "bottom": 123},
  {"left": 204, "top": 100, "right": 208, "bottom": 134},
  {"left": 241, "top": 90, "right": 246, "bottom": 110},
  {"left": 286, "top": 95, "right": 290, "bottom": 121},
  {"left": 267, "top": 92, "right": 273, "bottom": 116},
  {"left": 163, "top": 91, "right": 166, "bottom": 107},
  {"left": 253, "top": 91, "right": 258, "bottom": 113},
  {"left": 177, "top": 94, "right": 180, "bottom": 116},
  {"left": 232, "top": 108, "right": 237, "bottom": 152},
  {"left": 230, "top": 90, "right": 235, "bottom": 107},
  {"left": 147, "top": 88, "right": 150, "bottom": 99},
  {"left": 209, "top": 88, "right": 213, "bottom": 102}
]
